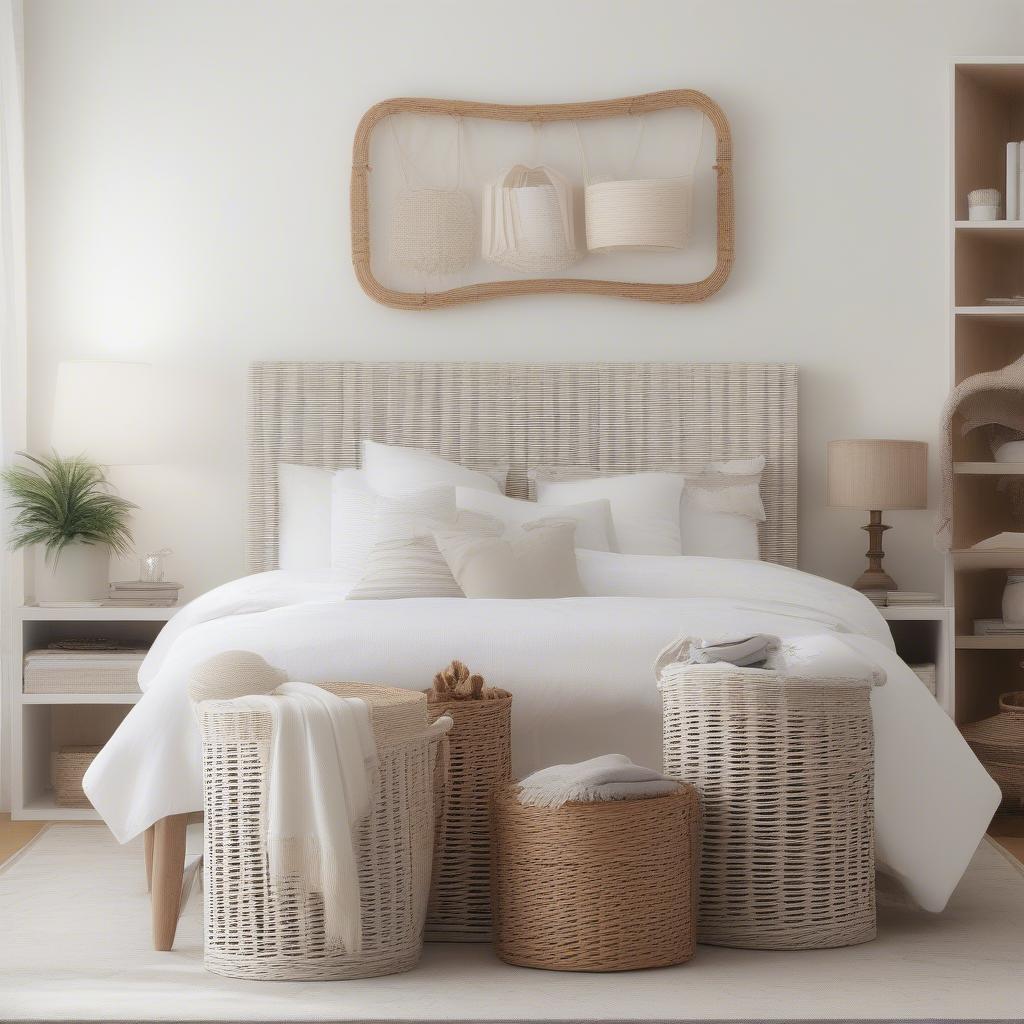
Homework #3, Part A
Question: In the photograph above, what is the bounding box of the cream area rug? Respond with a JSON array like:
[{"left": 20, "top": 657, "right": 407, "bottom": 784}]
[{"left": 2, "top": 825, "right": 1024, "bottom": 1024}]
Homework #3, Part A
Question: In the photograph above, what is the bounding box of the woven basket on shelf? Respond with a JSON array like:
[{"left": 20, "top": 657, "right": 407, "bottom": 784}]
[
  {"left": 425, "top": 692, "right": 512, "bottom": 941},
  {"left": 660, "top": 662, "right": 877, "bottom": 950},
  {"left": 55, "top": 745, "right": 101, "bottom": 808},
  {"left": 490, "top": 785, "right": 699, "bottom": 972},
  {"left": 198, "top": 683, "right": 451, "bottom": 981},
  {"left": 962, "top": 691, "right": 1024, "bottom": 807}
]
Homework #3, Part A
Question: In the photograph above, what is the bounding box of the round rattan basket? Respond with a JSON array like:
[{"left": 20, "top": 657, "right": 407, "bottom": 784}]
[
  {"left": 660, "top": 663, "right": 877, "bottom": 950},
  {"left": 198, "top": 683, "right": 451, "bottom": 981},
  {"left": 490, "top": 785, "right": 699, "bottom": 972},
  {"left": 425, "top": 693, "right": 512, "bottom": 941},
  {"left": 962, "top": 691, "right": 1024, "bottom": 807}
]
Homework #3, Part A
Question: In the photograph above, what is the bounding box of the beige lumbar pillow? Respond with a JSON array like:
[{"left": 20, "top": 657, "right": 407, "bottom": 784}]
[{"left": 433, "top": 519, "right": 584, "bottom": 599}]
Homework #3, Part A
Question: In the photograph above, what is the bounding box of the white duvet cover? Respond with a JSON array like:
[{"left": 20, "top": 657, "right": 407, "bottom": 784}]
[{"left": 84, "top": 553, "right": 1000, "bottom": 912}]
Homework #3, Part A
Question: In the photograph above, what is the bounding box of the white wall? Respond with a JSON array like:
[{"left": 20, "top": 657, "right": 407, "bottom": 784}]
[{"left": 22, "top": 0, "right": 1024, "bottom": 599}]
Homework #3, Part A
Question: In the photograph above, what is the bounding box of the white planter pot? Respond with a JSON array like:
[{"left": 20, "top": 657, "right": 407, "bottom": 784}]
[{"left": 34, "top": 543, "right": 110, "bottom": 604}]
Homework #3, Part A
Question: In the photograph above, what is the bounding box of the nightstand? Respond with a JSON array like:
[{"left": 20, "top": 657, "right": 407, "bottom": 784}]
[
  {"left": 10, "top": 604, "right": 178, "bottom": 821},
  {"left": 878, "top": 605, "right": 954, "bottom": 717}
]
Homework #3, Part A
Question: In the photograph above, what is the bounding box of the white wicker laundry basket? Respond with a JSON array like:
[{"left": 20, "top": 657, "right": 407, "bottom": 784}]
[
  {"left": 659, "top": 662, "right": 877, "bottom": 950},
  {"left": 198, "top": 683, "right": 451, "bottom": 981}
]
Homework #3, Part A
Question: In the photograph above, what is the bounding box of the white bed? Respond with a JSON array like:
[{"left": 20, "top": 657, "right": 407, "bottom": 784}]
[{"left": 84, "top": 361, "right": 999, "bottom": 915}]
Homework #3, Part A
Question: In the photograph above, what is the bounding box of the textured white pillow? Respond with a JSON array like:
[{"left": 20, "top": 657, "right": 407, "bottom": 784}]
[
  {"left": 331, "top": 480, "right": 455, "bottom": 578},
  {"left": 679, "top": 456, "right": 765, "bottom": 560},
  {"left": 361, "top": 440, "right": 507, "bottom": 497},
  {"left": 434, "top": 520, "right": 584, "bottom": 598},
  {"left": 278, "top": 465, "right": 366, "bottom": 570},
  {"left": 454, "top": 487, "right": 617, "bottom": 552},
  {"left": 532, "top": 471, "right": 684, "bottom": 555}
]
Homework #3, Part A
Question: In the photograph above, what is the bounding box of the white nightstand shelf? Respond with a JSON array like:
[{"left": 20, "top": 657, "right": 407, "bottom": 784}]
[
  {"left": 11, "top": 604, "right": 178, "bottom": 822},
  {"left": 878, "top": 605, "right": 953, "bottom": 716}
]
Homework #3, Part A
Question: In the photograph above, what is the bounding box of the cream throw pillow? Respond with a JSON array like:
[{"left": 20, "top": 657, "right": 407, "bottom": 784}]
[{"left": 433, "top": 520, "right": 584, "bottom": 599}]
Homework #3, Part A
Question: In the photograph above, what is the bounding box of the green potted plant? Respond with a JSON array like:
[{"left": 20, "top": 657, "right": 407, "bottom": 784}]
[{"left": 2, "top": 452, "right": 136, "bottom": 604}]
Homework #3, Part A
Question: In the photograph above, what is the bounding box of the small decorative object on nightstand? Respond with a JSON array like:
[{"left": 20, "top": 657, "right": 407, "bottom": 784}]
[{"left": 827, "top": 439, "right": 928, "bottom": 596}]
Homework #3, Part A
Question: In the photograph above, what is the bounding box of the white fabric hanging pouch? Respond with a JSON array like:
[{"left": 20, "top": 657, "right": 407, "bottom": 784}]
[
  {"left": 389, "top": 115, "right": 475, "bottom": 275},
  {"left": 482, "top": 163, "right": 579, "bottom": 273},
  {"left": 577, "top": 112, "right": 705, "bottom": 253}
]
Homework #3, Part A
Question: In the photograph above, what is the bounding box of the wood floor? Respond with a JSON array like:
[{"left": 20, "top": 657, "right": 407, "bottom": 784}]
[{"left": 4, "top": 811, "right": 1024, "bottom": 865}]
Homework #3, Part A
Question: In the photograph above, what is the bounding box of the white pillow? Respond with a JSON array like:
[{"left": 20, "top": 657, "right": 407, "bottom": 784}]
[
  {"left": 455, "top": 487, "right": 617, "bottom": 552},
  {"left": 361, "top": 440, "right": 507, "bottom": 497},
  {"left": 532, "top": 471, "right": 684, "bottom": 555},
  {"left": 434, "top": 520, "right": 584, "bottom": 598},
  {"left": 679, "top": 456, "right": 765, "bottom": 560},
  {"left": 331, "top": 479, "right": 454, "bottom": 578},
  {"left": 278, "top": 465, "right": 365, "bottom": 570}
]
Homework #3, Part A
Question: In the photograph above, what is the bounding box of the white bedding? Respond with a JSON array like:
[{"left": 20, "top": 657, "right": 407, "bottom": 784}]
[{"left": 83, "top": 553, "right": 1000, "bottom": 912}]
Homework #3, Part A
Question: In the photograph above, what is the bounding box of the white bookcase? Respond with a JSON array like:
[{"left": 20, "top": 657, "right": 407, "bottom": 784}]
[{"left": 10, "top": 604, "right": 177, "bottom": 821}]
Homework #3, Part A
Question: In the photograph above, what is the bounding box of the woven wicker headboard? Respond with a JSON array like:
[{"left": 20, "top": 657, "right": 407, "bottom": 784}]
[{"left": 247, "top": 361, "right": 798, "bottom": 572}]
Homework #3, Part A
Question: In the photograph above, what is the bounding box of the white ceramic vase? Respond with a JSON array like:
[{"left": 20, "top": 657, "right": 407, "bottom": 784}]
[{"left": 34, "top": 543, "right": 110, "bottom": 604}]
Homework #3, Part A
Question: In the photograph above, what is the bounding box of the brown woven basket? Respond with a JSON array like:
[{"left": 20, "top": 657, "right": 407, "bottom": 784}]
[
  {"left": 55, "top": 746, "right": 101, "bottom": 808},
  {"left": 490, "top": 785, "right": 699, "bottom": 972},
  {"left": 425, "top": 694, "right": 512, "bottom": 941},
  {"left": 963, "top": 691, "right": 1024, "bottom": 807}
]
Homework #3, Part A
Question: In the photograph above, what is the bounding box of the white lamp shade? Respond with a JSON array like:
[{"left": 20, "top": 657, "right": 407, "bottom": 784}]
[
  {"left": 827, "top": 439, "right": 928, "bottom": 511},
  {"left": 50, "top": 360, "right": 157, "bottom": 465}
]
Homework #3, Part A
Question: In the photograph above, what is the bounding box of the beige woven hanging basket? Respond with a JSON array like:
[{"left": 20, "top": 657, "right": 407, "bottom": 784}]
[
  {"left": 490, "top": 785, "right": 700, "bottom": 972},
  {"left": 482, "top": 164, "right": 579, "bottom": 273},
  {"left": 389, "top": 115, "right": 475, "bottom": 275},
  {"left": 659, "top": 662, "right": 878, "bottom": 950},
  {"left": 198, "top": 682, "right": 451, "bottom": 981},
  {"left": 962, "top": 691, "right": 1024, "bottom": 807},
  {"left": 576, "top": 113, "right": 703, "bottom": 254},
  {"left": 425, "top": 690, "right": 512, "bottom": 941}
]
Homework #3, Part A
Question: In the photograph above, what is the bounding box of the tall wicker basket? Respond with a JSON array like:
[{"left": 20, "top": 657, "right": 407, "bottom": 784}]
[
  {"left": 425, "top": 693, "right": 512, "bottom": 941},
  {"left": 198, "top": 683, "right": 451, "bottom": 981},
  {"left": 660, "top": 663, "right": 877, "bottom": 950}
]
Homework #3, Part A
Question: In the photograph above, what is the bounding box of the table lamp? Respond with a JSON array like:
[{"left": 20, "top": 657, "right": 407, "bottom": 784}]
[{"left": 827, "top": 439, "right": 928, "bottom": 593}]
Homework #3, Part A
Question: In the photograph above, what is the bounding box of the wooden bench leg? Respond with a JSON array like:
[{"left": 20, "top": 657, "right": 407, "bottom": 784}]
[
  {"left": 151, "top": 813, "right": 188, "bottom": 951},
  {"left": 144, "top": 824, "right": 154, "bottom": 892}
]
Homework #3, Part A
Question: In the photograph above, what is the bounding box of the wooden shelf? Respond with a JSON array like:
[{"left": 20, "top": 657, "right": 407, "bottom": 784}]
[
  {"left": 955, "top": 306, "right": 1024, "bottom": 321},
  {"left": 955, "top": 221, "right": 1024, "bottom": 240},
  {"left": 953, "top": 549, "right": 1024, "bottom": 570},
  {"left": 955, "top": 462, "right": 1024, "bottom": 475},
  {"left": 957, "top": 635, "right": 1024, "bottom": 649},
  {"left": 19, "top": 691, "right": 142, "bottom": 705},
  {"left": 18, "top": 604, "right": 177, "bottom": 621}
]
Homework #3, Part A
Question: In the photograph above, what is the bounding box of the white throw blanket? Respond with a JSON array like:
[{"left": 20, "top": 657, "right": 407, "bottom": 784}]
[
  {"left": 517, "top": 754, "right": 681, "bottom": 808},
  {"left": 233, "top": 682, "right": 378, "bottom": 952}
]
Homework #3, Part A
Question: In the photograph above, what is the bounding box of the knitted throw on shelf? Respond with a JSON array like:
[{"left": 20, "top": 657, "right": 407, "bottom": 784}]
[{"left": 939, "top": 354, "right": 1024, "bottom": 549}]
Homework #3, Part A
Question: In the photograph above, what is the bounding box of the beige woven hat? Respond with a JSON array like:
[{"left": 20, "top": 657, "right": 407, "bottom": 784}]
[
  {"left": 389, "top": 115, "right": 475, "bottom": 276},
  {"left": 575, "top": 112, "right": 704, "bottom": 253}
]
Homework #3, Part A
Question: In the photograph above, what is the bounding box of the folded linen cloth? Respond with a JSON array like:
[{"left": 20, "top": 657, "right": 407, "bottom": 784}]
[
  {"left": 516, "top": 754, "right": 681, "bottom": 808},
  {"left": 686, "top": 633, "right": 780, "bottom": 667},
  {"left": 232, "top": 681, "right": 378, "bottom": 952},
  {"left": 654, "top": 633, "right": 887, "bottom": 688}
]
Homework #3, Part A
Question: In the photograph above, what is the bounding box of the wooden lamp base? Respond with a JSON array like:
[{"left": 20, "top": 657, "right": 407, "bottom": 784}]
[{"left": 852, "top": 510, "right": 897, "bottom": 593}]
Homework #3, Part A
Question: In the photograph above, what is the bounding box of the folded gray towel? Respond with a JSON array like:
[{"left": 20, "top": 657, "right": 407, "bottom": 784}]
[{"left": 688, "top": 634, "right": 779, "bottom": 668}]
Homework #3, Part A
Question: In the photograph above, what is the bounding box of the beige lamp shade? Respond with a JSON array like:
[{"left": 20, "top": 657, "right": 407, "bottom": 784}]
[
  {"left": 50, "top": 360, "right": 157, "bottom": 465},
  {"left": 827, "top": 439, "right": 928, "bottom": 511}
]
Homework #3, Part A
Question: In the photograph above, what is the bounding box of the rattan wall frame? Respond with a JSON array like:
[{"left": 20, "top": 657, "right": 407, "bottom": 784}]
[
  {"left": 246, "top": 360, "right": 798, "bottom": 573},
  {"left": 351, "top": 90, "right": 734, "bottom": 309}
]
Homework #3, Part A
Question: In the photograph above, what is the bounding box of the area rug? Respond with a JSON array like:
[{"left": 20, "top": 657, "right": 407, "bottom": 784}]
[{"left": 1, "top": 825, "right": 1023, "bottom": 1024}]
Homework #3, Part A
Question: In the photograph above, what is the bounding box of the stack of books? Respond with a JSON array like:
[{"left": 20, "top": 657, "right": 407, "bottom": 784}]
[
  {"left": 105, "top": 581, "right": 182, "bottom": 607},
  {"left": 885, "top": 591, "right": 941, "bottom": 607}
]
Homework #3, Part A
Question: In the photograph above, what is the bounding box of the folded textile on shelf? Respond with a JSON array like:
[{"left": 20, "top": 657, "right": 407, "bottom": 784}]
[
  {"left": 684, "top": 633, "right": 780, "bottom": 667},
  {"left": 515, "top": 753, "right": 680, "bottom": 809}
]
